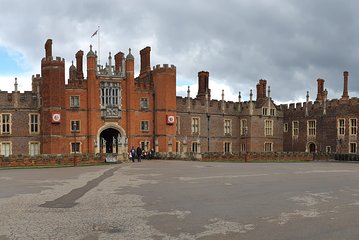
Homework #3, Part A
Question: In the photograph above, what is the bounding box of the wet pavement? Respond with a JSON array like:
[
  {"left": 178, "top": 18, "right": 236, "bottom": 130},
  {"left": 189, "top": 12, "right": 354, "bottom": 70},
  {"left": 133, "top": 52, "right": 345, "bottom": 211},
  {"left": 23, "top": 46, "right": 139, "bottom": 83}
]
[{"left": 1, "top": 161, "right": 359, "bottom": 239}]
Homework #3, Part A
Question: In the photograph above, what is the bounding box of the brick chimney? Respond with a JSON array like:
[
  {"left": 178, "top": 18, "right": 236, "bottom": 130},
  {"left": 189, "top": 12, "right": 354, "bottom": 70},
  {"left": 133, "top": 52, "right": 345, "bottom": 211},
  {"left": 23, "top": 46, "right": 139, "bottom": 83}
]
[
  {"left": 316, "top": 78, "right": 325, "bottom": 101},
  {"left": 140, "top": 46, "right": 151, "bottom": 75},
  {"left": 75, "top": 50, "right": 84, "bottom": 79},
  {"left": 196, "top": 71, "right": 211, "bottom": 100},
  {"left": 45, "top": 39, "right": 52, "bottom": 59},
  {"left": 341, "top": 71, "right": 349, "bottom": 100},
  {"left": 256, "top": 79, "right": 267, "bottom": 100}
]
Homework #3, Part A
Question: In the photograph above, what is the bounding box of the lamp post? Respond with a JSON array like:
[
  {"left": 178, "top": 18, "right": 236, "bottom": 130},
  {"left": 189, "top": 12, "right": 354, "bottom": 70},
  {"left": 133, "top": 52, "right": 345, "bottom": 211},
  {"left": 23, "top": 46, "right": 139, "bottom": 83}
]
[
  {"left": 244, "top": 126, "right": 248, "bottom": 162},
  {"left": 73, "top": 122, "right": 77, "bottom": 166}
]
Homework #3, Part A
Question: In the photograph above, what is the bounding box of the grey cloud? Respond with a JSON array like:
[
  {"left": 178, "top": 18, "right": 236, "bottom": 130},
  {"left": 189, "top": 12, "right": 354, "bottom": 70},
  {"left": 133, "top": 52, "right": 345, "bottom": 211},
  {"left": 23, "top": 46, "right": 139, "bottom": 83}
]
[{"left": 0, "top": 0, "right": 358, "bottom": 102}]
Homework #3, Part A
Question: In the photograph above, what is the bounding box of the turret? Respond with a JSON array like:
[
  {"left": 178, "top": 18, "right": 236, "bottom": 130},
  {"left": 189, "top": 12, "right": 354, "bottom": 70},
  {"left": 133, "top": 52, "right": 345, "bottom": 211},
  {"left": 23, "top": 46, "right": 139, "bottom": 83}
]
[
  {"left": 40, "top": 39, "right": 66, "bottom": 154},
  {"left": 86, "top": 45, "right": 99, "bottom": 154},
  {"left": 196, "top": 71, "right": 211, "bottom": 100},
  {"left": 152, "top": 64, "right": 177, "bottom": 152}
]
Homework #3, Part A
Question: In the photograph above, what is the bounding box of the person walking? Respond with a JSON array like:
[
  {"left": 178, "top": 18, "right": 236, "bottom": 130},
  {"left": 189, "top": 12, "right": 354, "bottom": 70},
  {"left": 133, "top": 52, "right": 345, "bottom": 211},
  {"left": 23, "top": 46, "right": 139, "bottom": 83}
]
[
  {"left": 136, "top": 145, "right": 143, "bottom": 162},
  {"left": 130, "top": 146, "right": 135, "bottom": 162}
]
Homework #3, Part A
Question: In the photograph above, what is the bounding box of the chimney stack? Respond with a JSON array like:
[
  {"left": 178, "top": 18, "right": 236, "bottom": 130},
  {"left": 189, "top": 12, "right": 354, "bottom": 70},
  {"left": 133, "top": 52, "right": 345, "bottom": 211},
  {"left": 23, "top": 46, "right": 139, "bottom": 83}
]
[
  {"left": 341, "top": 71, "right": 349, "bottom": 100},
  {"left": 45, "top": 39, "right": 53, "bottom": 59},
  {"left": 140, "top": 46, "right": 151, "bottom": 75},
  {"left": 75, "top": 50, "right": 84, "bottom": 79},
  {"left": 196, "top": 71, "right": 211, "bottom": 100},
  {"left": 316, "top": 78, "right": 325, "bottom": 101}
]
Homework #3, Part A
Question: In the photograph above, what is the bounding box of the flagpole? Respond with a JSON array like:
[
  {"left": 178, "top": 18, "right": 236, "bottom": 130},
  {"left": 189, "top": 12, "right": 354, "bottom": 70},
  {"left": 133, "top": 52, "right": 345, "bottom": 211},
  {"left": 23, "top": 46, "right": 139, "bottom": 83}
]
[{"left": 98, "top": 26, "right": 100, "bottom": 66}]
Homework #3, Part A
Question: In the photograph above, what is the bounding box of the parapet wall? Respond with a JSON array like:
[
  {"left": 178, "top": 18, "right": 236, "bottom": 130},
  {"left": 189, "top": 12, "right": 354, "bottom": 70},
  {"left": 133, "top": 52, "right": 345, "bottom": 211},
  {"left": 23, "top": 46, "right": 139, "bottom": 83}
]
[
  {"left": 0, "top": 91, "right": 37, "bottom": 108},
  {"left": 176, "top": 96, "right": 241, "bottom": 114},
  {"left": 155, "top": 151, "right": 333, "bottom": 162},
  {"left": 0, "top": 153, "right": 107, "bottom": 167}
]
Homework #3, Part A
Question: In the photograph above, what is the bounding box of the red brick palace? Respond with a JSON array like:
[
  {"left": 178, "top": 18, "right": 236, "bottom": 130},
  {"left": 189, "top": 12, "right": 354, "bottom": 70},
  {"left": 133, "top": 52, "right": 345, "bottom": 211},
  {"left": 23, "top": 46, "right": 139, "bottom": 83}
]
[{"left": 0, "top": 39, "right": 358, "bottom": 158}]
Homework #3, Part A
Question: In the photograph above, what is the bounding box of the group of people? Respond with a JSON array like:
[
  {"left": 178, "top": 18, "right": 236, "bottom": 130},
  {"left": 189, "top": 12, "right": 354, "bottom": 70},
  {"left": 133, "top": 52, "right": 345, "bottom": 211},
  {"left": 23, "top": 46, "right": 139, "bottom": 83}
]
[{"left": 129, "top": 146, "right": 155, "bottom": 162}]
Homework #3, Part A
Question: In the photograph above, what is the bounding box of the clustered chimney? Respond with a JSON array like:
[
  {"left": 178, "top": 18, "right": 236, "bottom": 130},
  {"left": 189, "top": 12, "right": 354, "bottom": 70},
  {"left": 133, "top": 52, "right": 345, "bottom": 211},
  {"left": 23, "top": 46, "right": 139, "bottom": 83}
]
[
  {"left": 140, "top": 46, "right": 151, "bottom": 75},
  {"left": 316, "top": 78, "right": 325, "bottom": 101},
  {"left": 114, "top": 52, "right": 124, "bottom": 73},
  {"left": 76, "top": 50, "right": 84, "bottom": 79},
  {"left": 256, "top": 79, "right": 267, "bottom": 100},
  {"left": 196, "top": 71, "right": 211, "bottom": 100}
]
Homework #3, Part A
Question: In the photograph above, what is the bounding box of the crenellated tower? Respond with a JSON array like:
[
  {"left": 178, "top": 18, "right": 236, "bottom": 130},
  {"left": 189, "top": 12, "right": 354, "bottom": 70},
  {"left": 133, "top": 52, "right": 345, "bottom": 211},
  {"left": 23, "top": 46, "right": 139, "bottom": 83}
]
[
  {"left": 40, "top": 39, "right": 66, "bottom": 154},
  {"left": 152, "top": 64, "right": 177, "bottom": 152}
]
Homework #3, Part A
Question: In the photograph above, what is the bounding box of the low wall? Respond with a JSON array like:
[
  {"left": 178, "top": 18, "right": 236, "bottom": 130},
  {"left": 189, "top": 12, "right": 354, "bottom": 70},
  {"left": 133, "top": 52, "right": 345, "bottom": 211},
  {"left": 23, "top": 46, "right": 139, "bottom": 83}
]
[
  {"left": 0, "top": 152, "right": 337, "bottom": 168},
  {"left": 0, "top": 153, "right": 107, "bottom": 167},
  {"left": 156, "top": 152, "right": 334, "bottom": 162}
]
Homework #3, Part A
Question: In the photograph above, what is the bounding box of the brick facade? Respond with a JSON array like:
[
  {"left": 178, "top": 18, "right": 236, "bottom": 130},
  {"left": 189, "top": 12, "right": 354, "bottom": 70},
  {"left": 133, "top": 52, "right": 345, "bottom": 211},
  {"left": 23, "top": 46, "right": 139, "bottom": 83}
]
[{"left": 0, "top": 39, "right": 358, "bottom": 158}]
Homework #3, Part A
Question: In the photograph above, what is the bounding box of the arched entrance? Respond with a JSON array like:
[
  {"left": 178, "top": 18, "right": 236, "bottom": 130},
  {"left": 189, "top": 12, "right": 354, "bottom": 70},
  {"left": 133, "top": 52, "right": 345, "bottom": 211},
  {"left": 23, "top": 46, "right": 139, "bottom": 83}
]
[
  {"left": 308, "top": 143, "right": 316, "bottom": 153},
  {"left": 100, "top": 128, "right": 120, "bottom": 154}
]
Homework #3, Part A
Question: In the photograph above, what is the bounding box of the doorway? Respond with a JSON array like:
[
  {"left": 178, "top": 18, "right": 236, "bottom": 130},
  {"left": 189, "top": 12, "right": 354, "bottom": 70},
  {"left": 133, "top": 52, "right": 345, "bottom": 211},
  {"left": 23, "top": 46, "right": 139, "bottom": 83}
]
[
  {"left": 100, "top": 128, "right": 120, "bottom": 153},
  {"left": 308, "top": 143, "right": 316, "bottom": 153}
]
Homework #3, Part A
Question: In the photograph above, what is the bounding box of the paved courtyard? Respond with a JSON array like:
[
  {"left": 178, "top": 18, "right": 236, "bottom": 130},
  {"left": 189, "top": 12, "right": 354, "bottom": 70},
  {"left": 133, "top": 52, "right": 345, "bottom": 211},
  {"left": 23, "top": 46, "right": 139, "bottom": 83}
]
[{"left": 1, "top": 160, "right": 359, "bottom": 239}]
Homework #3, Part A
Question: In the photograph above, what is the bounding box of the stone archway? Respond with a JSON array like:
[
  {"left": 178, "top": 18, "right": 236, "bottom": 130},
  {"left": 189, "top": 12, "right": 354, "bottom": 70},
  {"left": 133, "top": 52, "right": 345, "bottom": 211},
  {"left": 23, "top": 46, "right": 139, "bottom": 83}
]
[
  {"left": 96, "top": 124, "right": 127, "bottom": 160},
  {"left": 100, "top": 128, "right": 120, "bottom": 154},
  {"left": 308, "top": 142, "right": 316, "bottom": 153}
]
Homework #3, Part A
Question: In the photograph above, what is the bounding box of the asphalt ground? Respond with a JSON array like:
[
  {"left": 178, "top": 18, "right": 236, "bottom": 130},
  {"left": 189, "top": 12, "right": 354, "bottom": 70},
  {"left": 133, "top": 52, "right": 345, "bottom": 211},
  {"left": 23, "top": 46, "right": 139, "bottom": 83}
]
[{"left": 1, "top": 160, "right": 359, "bottom": 239}]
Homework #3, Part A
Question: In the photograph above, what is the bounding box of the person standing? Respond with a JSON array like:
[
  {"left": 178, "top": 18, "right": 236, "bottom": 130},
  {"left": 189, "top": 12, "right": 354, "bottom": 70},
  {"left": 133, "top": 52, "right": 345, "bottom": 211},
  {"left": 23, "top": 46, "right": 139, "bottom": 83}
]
[{"left": 136, "top": 145, "right": 143, "bottom": 162}]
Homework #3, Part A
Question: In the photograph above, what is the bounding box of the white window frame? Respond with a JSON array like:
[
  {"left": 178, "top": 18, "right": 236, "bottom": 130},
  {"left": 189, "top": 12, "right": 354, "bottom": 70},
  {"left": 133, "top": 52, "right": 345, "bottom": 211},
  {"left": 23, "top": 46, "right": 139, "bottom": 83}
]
[
  {"left": 241, "top": 143, "right": 246, "bottom": 153},
  {"left": 224, "top": 141, "right": 232, "bottom": 153},
  {"left": 70, "top": 142, "right": 81, "bottom": 153},
  {"left": 140, "top": 97, "right": 149, "bottom": 109},
  {"left": 71, "top": 120, "right": 80, "bottom": 132},
  {"left": 264, "top": 142, "right": 273, "bottom": 152},
  {"left": 29, "top": 141, "right": 40, "bottom": 156},
  {"left": 349, "top": 142, "right": 357, "bottom": 154},
  {"left": 338, "top": 118, "right": 345, "bottom": 136},
  {"left": 1, "top": 113, "right": 12, "bottom": 135},
  {"left": 192, "top": 141, "right": 199, "bottom": 153},
  {"left": 140, "top": 120, "right": 149, "bottom": 132},
  {"left": 265, "top": 120, "right": 273, "bottom": 136},
  {"left": 262, "top": 107, "right": 268, "bottom": 116},
  {"left": 1, "top": 141, "right": 12, "bottom": 157},
  {"left": 70, "top": 95, "right": 80, "bottom": 108},
  {"left": 292, "top": 121, "right": 299, "bottom": 137},
  {"left": 240, "top": 119, "right": 247, "bottom": 136},
  {"left": 307, "top": 120, "right": 316, "bottom": 136},
  {"left": 224, "top": 119, "right": 232, "bottom": 135},
  {"left": 29, "top": 113, "right": 40, "bottom": 134},
  {"left": 350, "top": 118, "right": 357, "bottom": 136},
  {"left": 191, "top": 117, "right": 200, "bottom": 135}
]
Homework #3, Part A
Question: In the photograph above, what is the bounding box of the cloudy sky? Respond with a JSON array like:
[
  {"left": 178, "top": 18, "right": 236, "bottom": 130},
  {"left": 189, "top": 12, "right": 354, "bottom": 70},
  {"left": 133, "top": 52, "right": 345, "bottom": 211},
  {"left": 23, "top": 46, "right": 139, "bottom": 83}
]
[{"left": 0, "top": 0, "right": 358, "bottom": 103}]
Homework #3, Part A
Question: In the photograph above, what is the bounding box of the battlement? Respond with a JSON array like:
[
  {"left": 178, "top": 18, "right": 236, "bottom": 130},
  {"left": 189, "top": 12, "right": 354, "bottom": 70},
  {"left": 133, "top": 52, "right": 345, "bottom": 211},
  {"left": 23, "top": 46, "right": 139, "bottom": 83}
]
[
  {"left": 176, "top": 96, "right": 240, "bottom": 114},
  {"left": 152, "top": 64, "right": 176, "bottom": 72},
  {"left": 0, "top": 91, "right": 37, "bottom": 108},
  {"left": 41, "top": 56, "right": 65, "bottom": 65}
]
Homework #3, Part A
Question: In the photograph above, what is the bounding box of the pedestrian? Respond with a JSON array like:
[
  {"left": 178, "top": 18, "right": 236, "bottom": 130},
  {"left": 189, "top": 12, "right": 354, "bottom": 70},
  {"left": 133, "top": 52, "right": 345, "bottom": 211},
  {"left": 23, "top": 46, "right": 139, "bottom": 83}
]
[
  {"left": 136, "top": 145, "right": 143, "bottom": 162},
  {"left": 150, "top": 148, "right": 155, "bottom": 159},
  {"left": 130, "top": 146, "right": 135, "bottom": 162}
]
